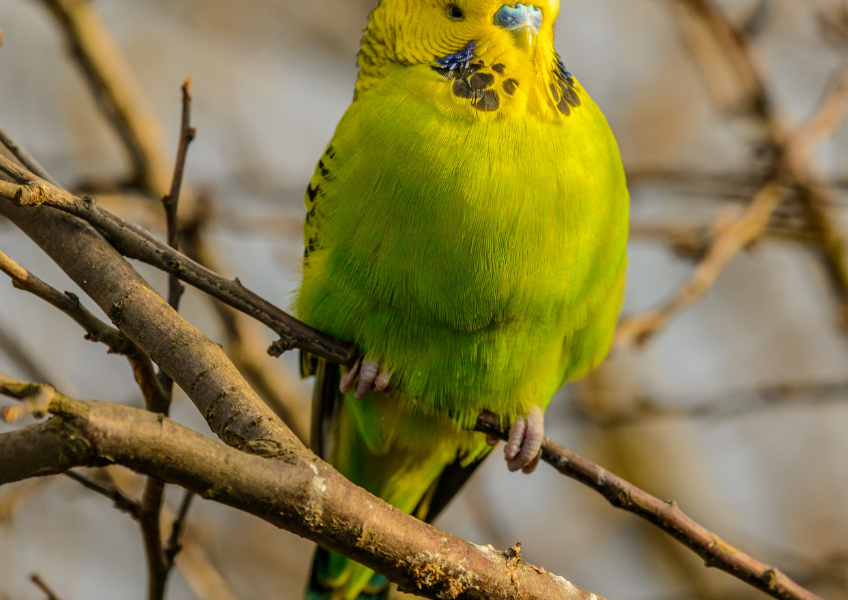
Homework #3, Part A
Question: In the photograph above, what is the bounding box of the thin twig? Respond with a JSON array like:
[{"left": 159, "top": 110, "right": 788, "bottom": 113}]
[
  {"left": 143, "top": 80, "right": 197, "bottom": 600},
  {"left": 0, "top": 154, "right": 356, "bottom": 367},
  {"left": 474, "top": 412, "right": 824, "bottom": 600},
  {"left": 161, "top": 78, "right": 194, "bottom": 318},
  {"left": 0, "top": 246, "right": 169, "bottom": 410},
  {"left": 141, "top": 478, "right": 169, "bottom": 600},
  {"left": 0, "top": 248, "right": 132, "bottom": 355},
  {"left": 30, "top": 573, "right": 64, "bottom": 600},
  {"left": 165, "top": 489, "right": 195, "bottom": 567},
  {"left": 0, "top": 124, "right": 59, "bottom": 186},
  {"left": 64, "top": 470, "right": 141, "bottom": 519}
]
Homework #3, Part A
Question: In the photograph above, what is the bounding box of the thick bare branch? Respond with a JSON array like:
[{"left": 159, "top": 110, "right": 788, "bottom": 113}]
[
  {"left": 36, "top": 0, "right": 310, "bottom": 434},
  {"left": 0, "top": 154, "right": 825, "bottom": 600},
  {"left": 0, "top": 387, "right": 599, "bottom": 600},
  {"left": 0, "top": 156, "right": 356, "bottom": 368}
]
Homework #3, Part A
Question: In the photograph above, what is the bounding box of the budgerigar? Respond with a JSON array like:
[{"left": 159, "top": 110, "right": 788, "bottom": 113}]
[{"left": 296, "top": 1, "right": 629, "bottom": 598}]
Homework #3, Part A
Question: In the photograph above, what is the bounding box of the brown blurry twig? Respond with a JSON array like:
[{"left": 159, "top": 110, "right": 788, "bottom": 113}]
[
  {"left": 0, "top": 124, "right": 58, "bottom": 186},
  {"left": 37, "top": 0, "right": 310, "bottom": 440},
  {"left": 570, "top": 379, "right": 848, "bottom": 427},
  {"left": 616, "top": 181, "right": 784, "bottom": 347},
  {"left": 64, "top": 470, "right": 141, "bottom": 519},
  {"left": 0, "top": 319, "right": 52, "bottom": 383},
  {"left": 37, "top": 0, "right": 172, "bottom": 195},
  {"left": 475, "top": 412, "right": 824, "bottom": 600},
  {"left": 30, "top": 573, "right": 64, "bottom": 600},
  {"left": 617, "top": 2, "right": 848, "bottom": 347}
]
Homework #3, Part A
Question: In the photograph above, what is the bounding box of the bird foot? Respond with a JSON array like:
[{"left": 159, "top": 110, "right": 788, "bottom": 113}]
[
  {"left": 503, "top": 405, "right": 544, "bottom": 474},
  {"left": 340, "top": 356, "right": 391, "bottom": 401}
]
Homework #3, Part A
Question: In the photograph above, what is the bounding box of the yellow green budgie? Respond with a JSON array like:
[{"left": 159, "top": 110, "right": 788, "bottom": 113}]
[{"left": 296, "top": 1, "right": 628, "bottom": 598}]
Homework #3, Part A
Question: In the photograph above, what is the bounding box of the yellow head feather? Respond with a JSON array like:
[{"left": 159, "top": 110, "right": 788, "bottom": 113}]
[{"left": 356, "top": 0, "right": 580, "bottom": 122}]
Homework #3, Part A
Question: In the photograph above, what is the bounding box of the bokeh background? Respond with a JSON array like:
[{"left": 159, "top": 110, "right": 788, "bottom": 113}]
[{"left": 2, "top": 0, "right": 848, "bottom": 599}]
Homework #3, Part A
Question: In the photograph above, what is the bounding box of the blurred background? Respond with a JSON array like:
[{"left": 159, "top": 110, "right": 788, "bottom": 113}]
[{"left": 2, "top": 0, "right": 848, "bottom": 598}]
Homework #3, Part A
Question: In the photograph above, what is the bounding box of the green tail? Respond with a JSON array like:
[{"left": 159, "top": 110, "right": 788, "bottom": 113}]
[{"left": 302, "top": 359, "right": 490, "bottom": 600}]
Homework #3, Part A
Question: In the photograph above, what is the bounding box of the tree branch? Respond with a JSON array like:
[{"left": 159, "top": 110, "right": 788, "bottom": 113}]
[
  {"left": 475, "top": 412, "right": 824, "bottom": 600},
  {"left": 30, "top": 573, "right": 64, "bottom": 600},
  {"left": 0, "top": 383, "right": 599, "bottom": 600},
  {"left": 0, "top": 246, "right": 169, "bottom": 412},
  {"left": 63, "top": 470, "right": 140, "bottom": 519},
  {"left": 0, "top": 152, "right": 825, "bottom": 600},
  {"left": 616, "top": 55, "right": 848, "bottom": 347},
  {"left": 36, "top": 0, "right": 172, "bottom": 195},
  {"left": 35, "top": 0, "right": 311, "bottom": 438},
  {"left": 0, "top": 125, "right": 58, "bottom": 187},
  {"left": 161, "top": 78, "right": 194, "bottom": 320},
  {"left": 141, "top": 79, "right": 197, "bottom": 600},
  {"left": 0, "top": 248, "right": 130, "bottom": 355},
  {"left": 0, "top": 154, "right": 356, "bottom": 367}
]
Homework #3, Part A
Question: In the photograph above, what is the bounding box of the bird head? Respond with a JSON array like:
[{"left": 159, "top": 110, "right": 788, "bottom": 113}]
[{"left": 356, "top": 1, "right": 580, "bottom": 119}]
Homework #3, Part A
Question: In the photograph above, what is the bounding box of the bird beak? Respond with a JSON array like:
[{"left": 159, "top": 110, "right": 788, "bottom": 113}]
[{"left": 494, "top": 4, "right": 543, "bottom": 53}]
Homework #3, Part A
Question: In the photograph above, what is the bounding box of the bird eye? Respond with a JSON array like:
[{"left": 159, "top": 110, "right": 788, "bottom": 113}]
[{"left": 447, "top": 4, "right": 465, "bottom": 20}]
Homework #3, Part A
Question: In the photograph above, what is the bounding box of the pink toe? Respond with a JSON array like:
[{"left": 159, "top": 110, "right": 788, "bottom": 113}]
[
  {"left": 504, "top": 415, "right": 526, "bottom": 462},
  {"left": 354, "top": 359, "right": 381, "bottom": 401},
  {"left": 339, "top": 358, "right": 361, "bottom": 395},
  {"left": 375, "top": 369, "right": 391, "bottom": 391},
  {"left": 515, "top": 405, "right": 544, "bottom": 473}
]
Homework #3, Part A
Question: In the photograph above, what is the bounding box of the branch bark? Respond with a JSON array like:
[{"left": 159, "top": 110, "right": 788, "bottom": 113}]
[
  {"left": 0, "top": 385, "right": 599, "bottom": 600},
  {"left": 0, "top": 159, "right": 825, "bottom": 600},
  {"left": 476, "top": 413, "right": 824, "bottom": 600},
  {"left": 0, "top": 155, "right": 356, "bottom": 368},
  {"left": 34, "top": 0, "right": 311, "bottom": 439}
]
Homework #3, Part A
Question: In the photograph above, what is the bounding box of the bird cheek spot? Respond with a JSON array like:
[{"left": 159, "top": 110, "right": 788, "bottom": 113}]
[
  {"left": 452, "top": 79, "right": 475, "bottom": 99},
  {"left": 469, "top": 72, "right": 495, "bottom": 93},
  {"left": 502, "top": 79, "right": 519, "bottom": 96},
  {"left": 472, "top": 90, "right": 500, "bottom": 112}
]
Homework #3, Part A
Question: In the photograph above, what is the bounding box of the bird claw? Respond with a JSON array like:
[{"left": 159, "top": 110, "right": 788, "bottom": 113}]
[
  {"left": 504, "top": 405, "right": 544, "bottom": 474},
  {"left": 340, "top": 356, "right": 391, "bottom": 400}
]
